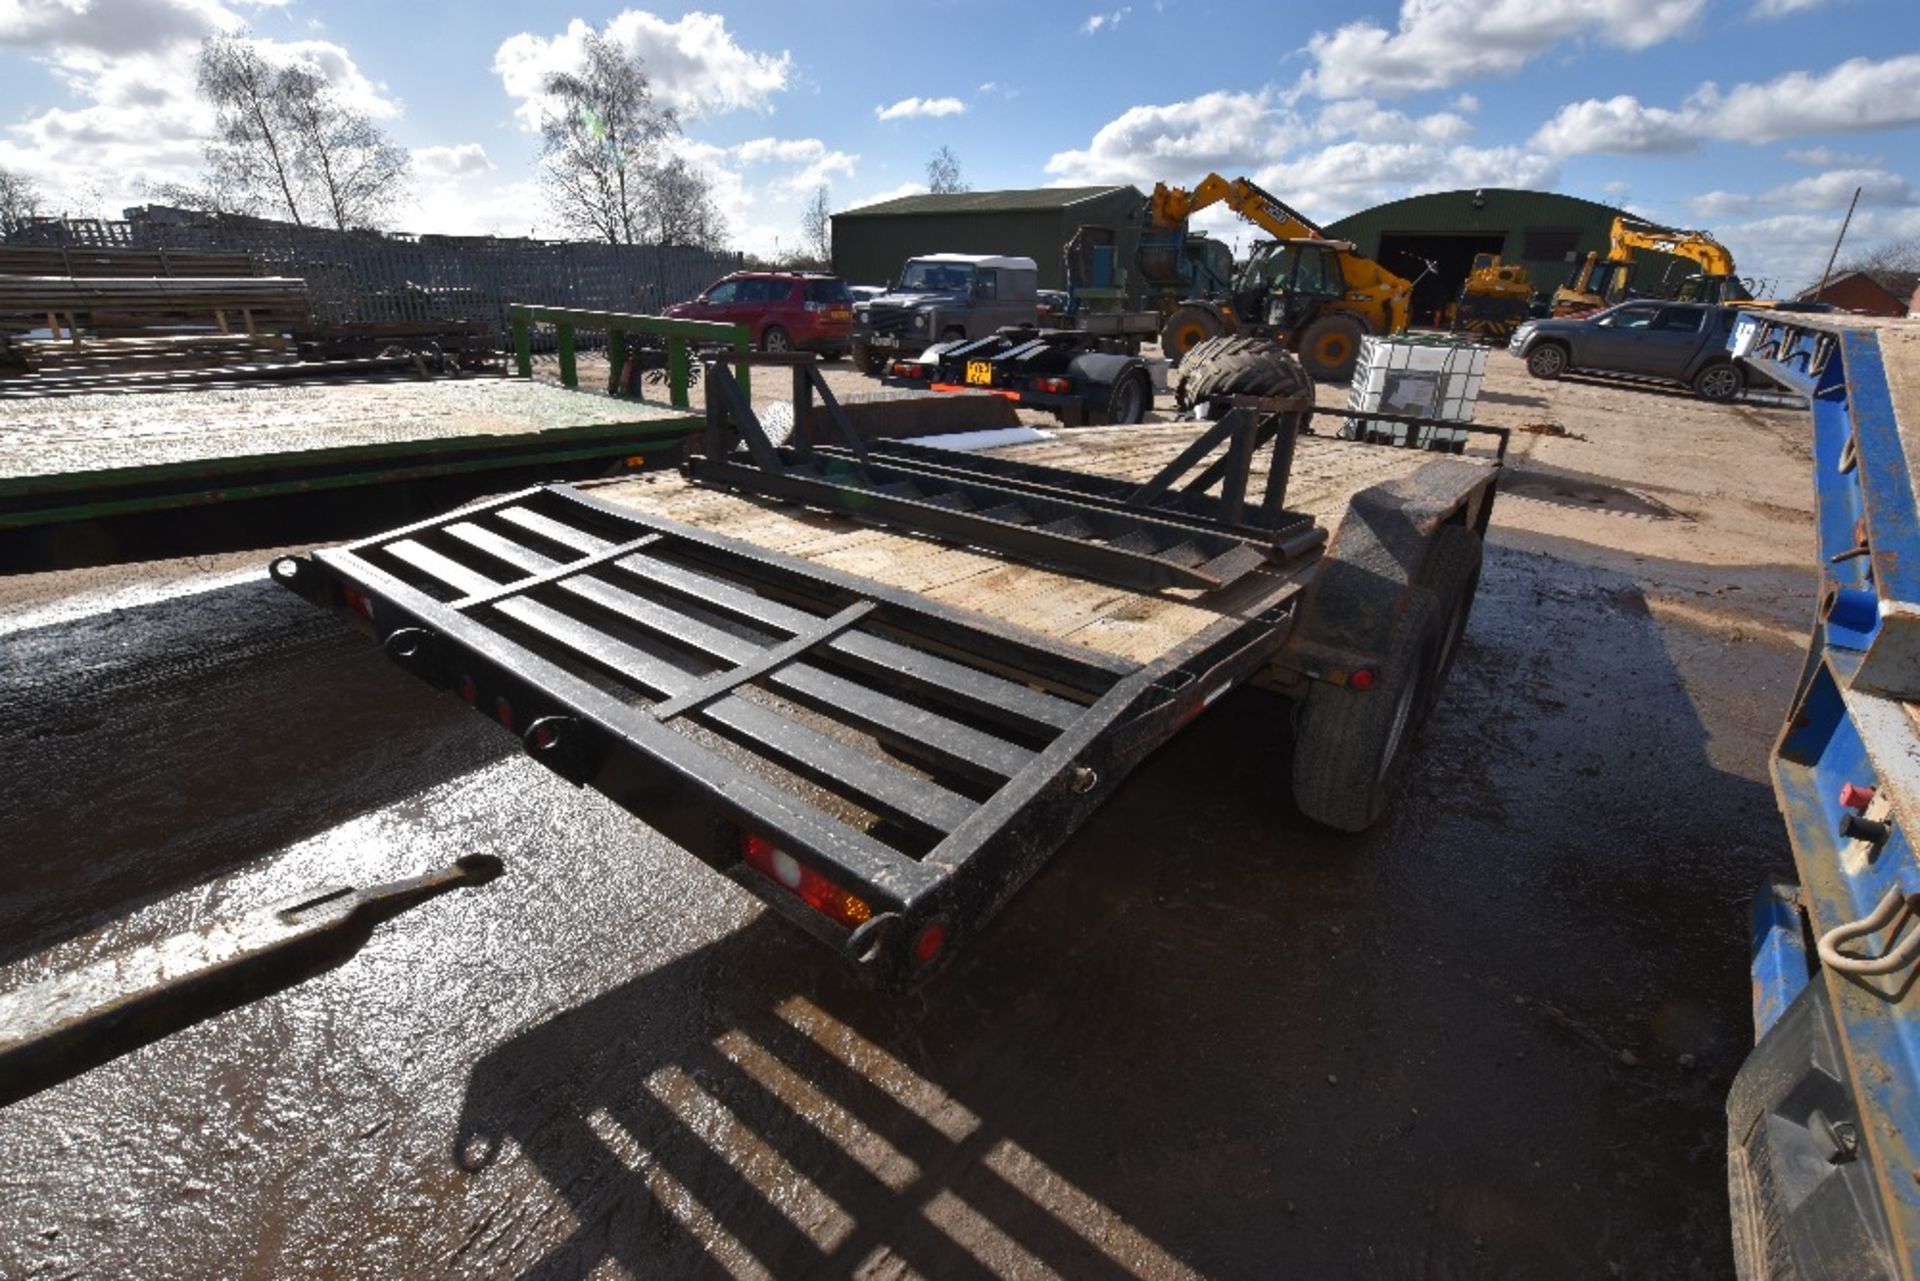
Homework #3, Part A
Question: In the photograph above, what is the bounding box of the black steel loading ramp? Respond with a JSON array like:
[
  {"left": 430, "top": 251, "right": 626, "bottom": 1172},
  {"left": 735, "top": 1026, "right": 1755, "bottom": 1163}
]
[
  {"left": 273, "top": 483, "right": 1301, "bottom": 985},
  {"left": 684, "top": 355, "right": 1320, "bottom": 593}
]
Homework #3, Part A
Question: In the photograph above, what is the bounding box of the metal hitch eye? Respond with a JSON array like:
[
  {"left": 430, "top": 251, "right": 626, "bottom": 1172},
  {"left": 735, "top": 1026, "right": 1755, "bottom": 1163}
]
[
  {"left": 270, "top": 557, "right": 306, "bottom": 585},
  {"left": 523, "top": 715, "right": 569, "bottom": 754}
]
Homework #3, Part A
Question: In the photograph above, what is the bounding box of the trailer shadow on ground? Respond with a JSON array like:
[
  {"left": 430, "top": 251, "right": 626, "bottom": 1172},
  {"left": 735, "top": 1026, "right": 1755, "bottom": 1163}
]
[
  {"left": 0, "top": 576, "right": 507, "bottom": 966},
  {"left": 447, "top": 537, "right": 1796, "bottom": 1279}
]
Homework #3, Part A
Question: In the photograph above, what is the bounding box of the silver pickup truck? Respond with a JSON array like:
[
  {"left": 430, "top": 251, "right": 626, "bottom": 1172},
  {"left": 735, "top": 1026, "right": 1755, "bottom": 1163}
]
[
  {"left": 1509, "top": 300, "right": 1747, "bottom": 402},
  {"left": 851, "top": 253, "right": 1041, "bottom": 374}
]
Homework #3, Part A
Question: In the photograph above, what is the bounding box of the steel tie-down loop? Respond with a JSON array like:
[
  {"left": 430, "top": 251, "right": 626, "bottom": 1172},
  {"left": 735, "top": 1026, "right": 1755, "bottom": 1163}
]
[{"left": 1817, "top": 882, "right": 1920, "bottom": 976}]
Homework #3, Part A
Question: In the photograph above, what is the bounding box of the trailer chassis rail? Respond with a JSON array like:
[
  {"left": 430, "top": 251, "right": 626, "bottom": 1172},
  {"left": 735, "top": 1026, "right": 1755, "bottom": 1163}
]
[{"left": 274, "top": 482, "right": 1300, "bottom": 984}]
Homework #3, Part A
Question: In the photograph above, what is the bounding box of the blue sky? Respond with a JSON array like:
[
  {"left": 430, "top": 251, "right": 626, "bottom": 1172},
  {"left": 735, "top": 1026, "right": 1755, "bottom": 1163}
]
[{"left": 1, "top": 0, "right": 1916, "bottom": 291}]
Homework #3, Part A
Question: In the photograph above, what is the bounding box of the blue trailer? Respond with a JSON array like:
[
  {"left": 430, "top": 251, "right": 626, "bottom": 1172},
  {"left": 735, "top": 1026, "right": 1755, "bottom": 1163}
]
[{"left": 1732, "top": 312, "right": 1920, "bottom": 1279}]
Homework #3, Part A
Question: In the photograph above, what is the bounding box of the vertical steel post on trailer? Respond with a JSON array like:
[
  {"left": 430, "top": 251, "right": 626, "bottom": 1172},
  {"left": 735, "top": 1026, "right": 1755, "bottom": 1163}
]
[{"left": 506, "top": 305, "right": 751, "bottom": 405}]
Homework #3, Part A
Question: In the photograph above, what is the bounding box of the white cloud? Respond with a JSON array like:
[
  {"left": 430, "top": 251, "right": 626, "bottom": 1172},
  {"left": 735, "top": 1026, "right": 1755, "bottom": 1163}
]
[
  {"left": 411, "top": 143, "right": 494, "bottom": 178},
  {"left": 842, "top": 181, "right": 930, "bottom": 214},
  {"left": 1753, "top": 0, "right": 1832, "bottom": 14},
  {"left": 1533, "top": 55, "right": 1920, "bottom": 156},
  {"left": 1451, "top": 93, "right": 1479, "bottom": 114},
  {"left": 1786, "top": 146, "right": 1876, "bottom": 168},
  {"left": 494, "top": 10, "right": 791, "bottom": 129},
  {"left": 0, "top": 0, "right": 238, "bottom": 56},
  {"left": 1044, "top": 86, "right": 1556, "bottom": 228},
  {"left": 1081, "top": 6, "right": 1131, "bottom": 33},
  {"left": 1303, "top": 0, "right": 1709, "bottom": 100},
  {"left": 873, "top": 96, "right": 965, "bottom": 122},
  {"left": 1531, "top": 94, "right": 1701, "bottom": 156},
  {"left": 977, "top": 80, "right": 1020, "bottom": 100}
]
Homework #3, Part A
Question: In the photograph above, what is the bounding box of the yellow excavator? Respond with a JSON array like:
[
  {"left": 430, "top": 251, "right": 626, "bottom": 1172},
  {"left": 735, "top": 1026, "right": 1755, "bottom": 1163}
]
[
  {"left": 1448, "top": 253, "right": 1534, "bottom": 342},
  {"left": 1147, "top": 173, "right": 1411, "bottom": 380},
  {"left": 1551, "top": 217, "right": 1752, "bottom": 316}
]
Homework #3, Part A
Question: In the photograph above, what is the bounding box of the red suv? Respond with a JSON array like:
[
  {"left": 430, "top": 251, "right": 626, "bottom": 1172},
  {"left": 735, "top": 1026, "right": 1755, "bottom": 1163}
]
[{"left": 663, "top": 272, "right": 854, "bottom": 358}]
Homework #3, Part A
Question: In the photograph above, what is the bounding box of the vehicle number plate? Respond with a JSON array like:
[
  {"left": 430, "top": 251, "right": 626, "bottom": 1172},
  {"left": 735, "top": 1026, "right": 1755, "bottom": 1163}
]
[
  {"left": 829, "top": 308, "right": 851, "bottom": 320},
  {"left": 965, "top": 361, "right": 993, "bottom": 386}
]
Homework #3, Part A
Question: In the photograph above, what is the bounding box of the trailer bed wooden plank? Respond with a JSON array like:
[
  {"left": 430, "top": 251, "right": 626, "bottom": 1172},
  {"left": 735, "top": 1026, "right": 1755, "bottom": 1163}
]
[{"left": 586, "top": 421, "right": 1451, "bottom": 666}]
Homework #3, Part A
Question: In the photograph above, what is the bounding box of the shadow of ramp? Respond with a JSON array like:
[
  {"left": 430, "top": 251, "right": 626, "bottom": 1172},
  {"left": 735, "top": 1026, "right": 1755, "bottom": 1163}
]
[
  {"left": 0, "top": 575, "right": 508, "bottom": 964},
  {"left": 453, "top": 921, "right": 1186, "bottom": 1280}
]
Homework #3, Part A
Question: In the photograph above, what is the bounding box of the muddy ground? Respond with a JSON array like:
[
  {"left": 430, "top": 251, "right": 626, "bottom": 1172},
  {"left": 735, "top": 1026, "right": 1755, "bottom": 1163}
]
[{"left": 0, "top": 351, "right": 1814, "bottom": 1278}]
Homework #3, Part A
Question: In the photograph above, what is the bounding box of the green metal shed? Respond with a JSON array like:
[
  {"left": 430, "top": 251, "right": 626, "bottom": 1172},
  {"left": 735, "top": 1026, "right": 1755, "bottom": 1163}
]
[
  {"left": 1323, "top": 188, "right": 1694, "bottom": 325},
  {"left": 831, "top": 186, "right": 1145, "bottom": 291}
]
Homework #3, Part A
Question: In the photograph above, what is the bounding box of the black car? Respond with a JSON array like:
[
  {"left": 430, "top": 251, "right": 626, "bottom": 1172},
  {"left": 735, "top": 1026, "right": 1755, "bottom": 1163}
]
[{"left": 1509, "top": 300, "right": 1747, "bottom": 401}]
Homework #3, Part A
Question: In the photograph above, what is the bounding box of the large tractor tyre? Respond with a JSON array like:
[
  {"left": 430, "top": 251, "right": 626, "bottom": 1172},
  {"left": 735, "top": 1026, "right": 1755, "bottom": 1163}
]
[
  {"left": 1291, "top": 588, "right": 1443, "bottom": 833},
  {"left": 1172, "top": 336, "right": 1311, "bottom": 417},
  {"left": 1417, "top": 523, "right": 1484, "bottom": 694},
  {"left": 1299, "top": 313, "right": 1366, "bottom": 382},
  {"left": 1160, "top": 305, "right": 1223, "bottom": 366}
]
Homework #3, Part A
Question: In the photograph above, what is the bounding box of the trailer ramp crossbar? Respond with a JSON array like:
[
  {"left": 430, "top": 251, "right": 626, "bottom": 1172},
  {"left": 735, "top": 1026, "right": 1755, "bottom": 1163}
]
[
  {"left": 274, "top": 482, "right": 1298, "bottom": 983},
  {"left": 686, "top": 359, "right": 1307, "bottom": 593}
]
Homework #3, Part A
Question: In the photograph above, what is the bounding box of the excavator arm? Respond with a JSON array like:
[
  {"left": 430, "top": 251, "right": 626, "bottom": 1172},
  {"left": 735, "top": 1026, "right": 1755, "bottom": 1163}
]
[
  {"left": 1611, "top": 217, "right": 1737, "bottom": 277},
  {"left": 1148, "top": 174, "right": 1327, "bottom": 241},
  {"left": 1148, "top": 173, "right": 1411, "bottom": 335}
]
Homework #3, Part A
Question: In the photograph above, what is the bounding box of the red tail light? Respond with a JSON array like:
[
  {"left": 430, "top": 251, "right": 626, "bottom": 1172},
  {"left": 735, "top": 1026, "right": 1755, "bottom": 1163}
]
[
  {"left": 1034, "top": 376, "right": 1072, "bottom": 394},
  {"left": 912, "top": 921, "right": 948, "bottom": 968},
  {"left": 343, "top": 587, "right": 374, "bottom": 619},
  {"left": 891, "top": 361, "right": 927, "bottom": 379},
  {"left": 738, "top": 831, "right": 874, "bottom": 929}
]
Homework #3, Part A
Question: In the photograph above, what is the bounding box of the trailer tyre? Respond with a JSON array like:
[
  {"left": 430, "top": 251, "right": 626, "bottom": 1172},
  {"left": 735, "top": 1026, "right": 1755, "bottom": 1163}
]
[
  {"left": 1172, "top": 336, "right": 1310, "bottom": 417},
  {"left": 1419, "top": 524, "right": 1483, "bottom": 689},
  {"left": 1291, "top": 589, "right": 1443, "bottom": 832},
  {"left": 852, "top": 339, "right": 887, "bottom": 376},
  {"left": 1104, "top": 369, "right": 1153, "bottom": 425}
]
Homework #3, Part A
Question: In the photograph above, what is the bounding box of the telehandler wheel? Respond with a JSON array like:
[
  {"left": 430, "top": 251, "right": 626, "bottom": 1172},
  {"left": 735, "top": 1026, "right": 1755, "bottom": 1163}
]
[
  {"left": 1299, "top": 314, "right": 1365, "bottom": 382},
  {"left": 1291, "top": 588, "right": 1442, "bottom": 832},
  {"left": 1160, "top": 305, "right": 1222, "bottom": 365},
  {"left": 1172, "top": 336, "right": 1311, "bottom": 416}
]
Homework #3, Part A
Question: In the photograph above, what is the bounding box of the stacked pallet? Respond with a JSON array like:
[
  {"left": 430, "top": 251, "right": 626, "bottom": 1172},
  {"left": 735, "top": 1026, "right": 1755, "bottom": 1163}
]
[{"left": 0, "top": 275, "right": 311, "bottom": 337}]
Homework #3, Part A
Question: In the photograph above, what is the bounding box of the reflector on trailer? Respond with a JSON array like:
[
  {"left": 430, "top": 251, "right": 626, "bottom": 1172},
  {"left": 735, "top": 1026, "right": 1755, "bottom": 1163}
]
[{"left": 738, "top": 831, "right": 874, "bottom": 929}]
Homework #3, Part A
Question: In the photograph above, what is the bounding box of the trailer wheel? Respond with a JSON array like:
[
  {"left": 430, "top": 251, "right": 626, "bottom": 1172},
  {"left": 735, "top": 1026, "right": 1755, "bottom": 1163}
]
[
  {"left": 1419, "top": 524, "right": 1483, "bottom": 690},
  {"left": 853, "top": 340, "right": 887, "bottom": 376},
  {"left": 1172, "top": 336, "right": 1310, "bottom": 416},
  {"left": 1291, "top": 589, "right": 1442, "bottom": 832},
  {"left": 1103, "top": 370, "right": 1152, "bottom": 424}
]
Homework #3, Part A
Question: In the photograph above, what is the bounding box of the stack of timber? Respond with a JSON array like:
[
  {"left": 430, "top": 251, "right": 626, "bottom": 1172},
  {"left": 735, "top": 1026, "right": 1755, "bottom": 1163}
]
[
  {"left": 0, "top": 274, "right": 311, "bottom": 337},
  {"left": 0, "top": 246, "right": 260, "bottom": 279}
]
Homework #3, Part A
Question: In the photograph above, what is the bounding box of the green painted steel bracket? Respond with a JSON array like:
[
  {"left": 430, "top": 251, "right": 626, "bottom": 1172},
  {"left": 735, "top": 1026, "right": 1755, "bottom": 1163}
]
[{"left": 508, "top": 304, "right": 749, "bottom": 407}]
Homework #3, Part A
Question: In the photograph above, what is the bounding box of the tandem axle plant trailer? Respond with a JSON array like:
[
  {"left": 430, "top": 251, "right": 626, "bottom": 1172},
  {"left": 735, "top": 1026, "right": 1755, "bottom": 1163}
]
[
  {"left": 1730, "top": 313, "right": 1920, "bottom": 1279},
  {"left": 270, "top": 352, "right": 1504, "bottom": 986}
]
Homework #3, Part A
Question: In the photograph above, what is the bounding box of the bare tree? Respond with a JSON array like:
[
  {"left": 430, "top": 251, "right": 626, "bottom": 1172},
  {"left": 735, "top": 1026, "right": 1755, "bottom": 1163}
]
[
  {"left": 645, "top": 155, "right": 726, "bottom": 249},
  {"left": 800, "top": 185, "right": 831, "bottom": 264},
  {"left": 276, "top": 64, "right": 410, "bottom": 230},
  {"left": 191, "top": 33, "right": 409, "bottom": 230},
  {"left": 197, "top": 33, "right": 306, "bottom": 224},
  {"left": 1838, "top": 237, "right": 1920, "bottom": 280},
  {"left": 926, "top": 146, "right": 967, "bottom": 195},
  {"left": 537, "top": 30, "right": 678, "bottom": 244},
  {"left": 0, "top": 166, "right": 43, "bottom": 229}
]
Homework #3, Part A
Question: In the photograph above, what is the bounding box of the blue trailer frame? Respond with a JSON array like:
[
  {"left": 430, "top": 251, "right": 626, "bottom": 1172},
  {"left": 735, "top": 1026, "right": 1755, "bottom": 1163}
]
[{"left": 1732, "top": 312, "right": 1920, "bottom": 1279}]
